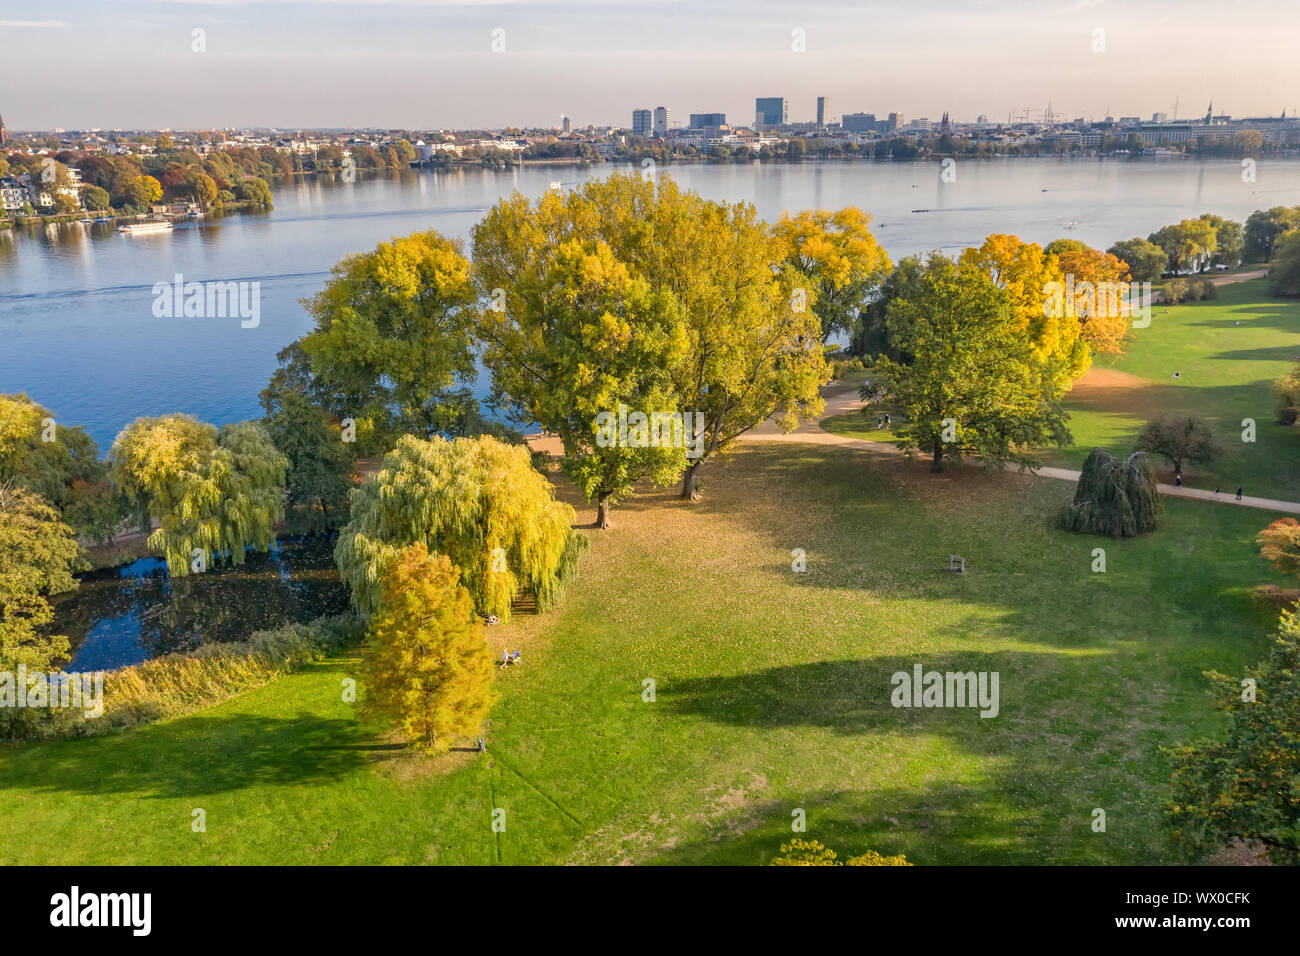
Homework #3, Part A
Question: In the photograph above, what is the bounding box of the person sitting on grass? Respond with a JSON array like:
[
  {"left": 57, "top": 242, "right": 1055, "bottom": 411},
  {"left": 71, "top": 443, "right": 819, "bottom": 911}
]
[{"left": 501, "top": 649, "right": 521, "bottom": 668}]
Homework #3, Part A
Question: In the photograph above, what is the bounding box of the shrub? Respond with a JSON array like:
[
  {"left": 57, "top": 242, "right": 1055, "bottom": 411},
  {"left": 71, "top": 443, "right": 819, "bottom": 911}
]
[
  {"left": 2, "top": 615, "right": 363, "bottom": 742},
  {"left": 770, "top": 838, "right": 911, "bottom": 866}
]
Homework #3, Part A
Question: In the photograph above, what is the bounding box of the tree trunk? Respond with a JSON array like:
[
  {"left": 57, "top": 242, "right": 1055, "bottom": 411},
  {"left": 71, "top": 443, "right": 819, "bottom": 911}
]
[
  {"left": 931, "top": 443, "right": 944, "bottom": 473},
  {"left": 680, "top": 462, "right": 702, "bottom": 500},
  {"left": 595, "top": 495, "right": 611, "bottom": 530}
]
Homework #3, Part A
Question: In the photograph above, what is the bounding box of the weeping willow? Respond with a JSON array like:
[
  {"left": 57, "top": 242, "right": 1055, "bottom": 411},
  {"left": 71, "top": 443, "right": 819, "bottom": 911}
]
[
  {"left": 1063, "top": 447, "right": 1161, "bottom": 537},
  {"left": 336, "top": 434, "right": 586, "bottom": 620},
  {"left": 109, "top": 416, "right": 288, "bottom": 577}
]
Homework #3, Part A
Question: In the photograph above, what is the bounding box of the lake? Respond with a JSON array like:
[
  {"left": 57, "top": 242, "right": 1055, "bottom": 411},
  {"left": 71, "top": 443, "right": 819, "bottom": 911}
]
[{"left": 4, "top": 157, "right": 1300, "bottom": 452}]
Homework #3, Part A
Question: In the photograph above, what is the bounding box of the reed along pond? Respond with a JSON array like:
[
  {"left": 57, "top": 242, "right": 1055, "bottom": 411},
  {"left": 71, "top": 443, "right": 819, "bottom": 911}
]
[{"left": 53, "top": 536, "right": 350, "bottom": 671}]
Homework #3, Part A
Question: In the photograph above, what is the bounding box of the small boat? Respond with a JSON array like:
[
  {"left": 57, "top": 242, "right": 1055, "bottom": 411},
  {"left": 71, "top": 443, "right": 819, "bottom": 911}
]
[
  {"left": 93, "top": 216, "right": 113, "bottom": 223},
  {"left": 78, "top": 217, "right": 93, "bottom": 224},
  {"left": 548, "top": 181, "right": 563, "bottom": 191},
  {"left": 118, "top": 219, "right": 173, "bottom": 235}
]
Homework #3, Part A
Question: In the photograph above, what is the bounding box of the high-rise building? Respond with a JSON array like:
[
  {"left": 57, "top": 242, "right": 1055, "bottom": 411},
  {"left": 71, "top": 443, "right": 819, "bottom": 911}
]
[
  {"left": 755, "top": 97, "right": 788, "bottom": 128},
  {"left": 632, "top": 109, "right": 652, "bottom": 137},
  {"left": 841, "top": 112, "right": 876, "bottom": 132},
  {"left": 0, "top": 112, "right": 7, "bottom": 146},
  {"left": 887, "top": 112, "right": 903, "bottom": 132},
  {"left": 816, "top": 97, "right": 826, "bottom": 126},
  {"left": 653, "top": 106, "right": 670, "bottom": 138},
  {"left": 561, "top": 115, "right": 572, "bottom": 134},
  {"left": 689, "top": 112, "right": 727, "bottom": 129}
]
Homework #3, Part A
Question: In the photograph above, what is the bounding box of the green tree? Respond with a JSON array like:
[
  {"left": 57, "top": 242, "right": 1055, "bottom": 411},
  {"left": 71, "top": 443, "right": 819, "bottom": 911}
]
[
  {"left": 360, "top": 543, "right": 497, "bottom": 754},
  {"left": 1062, "top": 448, "right": 1160, "bottom": 537},
  {"left": 335, "top": 435, "right": 585, "bottom": 621},
  {"left": 190, "top": 172, "right": 217, "bottom": 209},
  {"left": 81, "top": 185, "right": 111, "bottom": 211},
  {"left": 109, "top": 415, "right": 288, "bottom": 576},
  {"left": 235, "top": 176, "right": 272, "bottom": 207},
  {"left": 1135, "top": 413, "right": 1220, "bottom": 475},
  {"left": 873, "top": 255, "right": 1071, "bottom": 472},
  {"left": 1148, "top": 218, "right": 1218, "bottom": 274},
  {"left": 1168, "top": 607, "right": 1300, "bottom": 864},
  {"left": 0, "top": 394, "right": 109, "bottom": 534},
  {"left": 262, "top": 387, "right": 355, "bottom": 535},
  {"left": 1107, "top": 237, "right": 1169, "bottom": 282},
  {"left": 1268, "top": 230, "right": 1300, "bottom": 298},
  {"left": 773, "top": 207, "right": 892, "bottom": 344},
  {"left": 1244, "top": 206, "right": 1300, "bottom": 262},
  {"left": 298, "top": 230, "right": 480, "bottom": 452},
  {"left": 0, "top": 487, "right": 81, "bottom": 680},
  {"left": 1200, "top": 214, "right": 1245, "bottom": 269}
]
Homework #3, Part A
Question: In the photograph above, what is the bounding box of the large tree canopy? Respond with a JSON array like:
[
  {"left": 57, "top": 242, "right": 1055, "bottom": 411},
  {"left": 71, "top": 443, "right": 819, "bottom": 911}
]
[
  {"left": 296, "top": 230, "right": 480, "bottom": 452},
  {"left": 1062, "top": 448, "right": 1160, "bottom": 537},
  {"left": 476, "top": 174, "right": 827, "bottom": 501},
  {"left": 335, "top": 434, "right": 585, "bottom": 621},
  {"left": 1043, "top": 238, "right": 1133, "bottom": 356},
  {"left": 0, "top": 393, "right": 104, "bottom": 510},
  {"left": 872, "top": 255, "right": 1071, "bottom": 472},
  {"left": 0, "top": 487, "right": 81, "bottom": 676},
  {"left": 773, "top": 207, "right": 892, "bottom": 344},
  {"left": 109, "top": 415, "right": 288, "bottom": 576}
]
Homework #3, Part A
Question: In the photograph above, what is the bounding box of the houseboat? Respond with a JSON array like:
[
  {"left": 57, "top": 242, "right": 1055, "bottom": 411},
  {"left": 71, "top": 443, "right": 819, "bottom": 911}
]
[{"left": 118, "top": 219, "right": 174, "bottom": 236}]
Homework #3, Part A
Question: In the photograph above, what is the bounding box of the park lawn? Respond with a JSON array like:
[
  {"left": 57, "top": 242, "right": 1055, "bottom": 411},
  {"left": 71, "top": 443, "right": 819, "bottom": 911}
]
[
  {"left": 822, "top": 279, "right": 1300, "bottom": 500},
  {"left": 0, "top": 442, "right": 1289, "bottom": 865}
]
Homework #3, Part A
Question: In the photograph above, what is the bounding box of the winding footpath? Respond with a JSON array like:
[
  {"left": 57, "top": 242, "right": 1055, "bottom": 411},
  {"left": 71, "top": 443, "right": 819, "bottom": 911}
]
[{"left": 746, "top": 379, "right": 1300, "bottom": 516}]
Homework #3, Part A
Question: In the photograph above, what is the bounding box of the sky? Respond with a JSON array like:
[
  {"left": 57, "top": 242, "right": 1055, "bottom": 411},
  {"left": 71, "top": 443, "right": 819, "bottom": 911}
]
[{"left": 3, "top": 0, "right": 1298, "bottom": 131}]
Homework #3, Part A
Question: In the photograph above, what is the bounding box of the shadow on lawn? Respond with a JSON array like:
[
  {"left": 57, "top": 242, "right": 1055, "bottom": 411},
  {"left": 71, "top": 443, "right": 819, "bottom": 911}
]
[{"left": 0, "top": 712, "right": 373, "bottom": 799}]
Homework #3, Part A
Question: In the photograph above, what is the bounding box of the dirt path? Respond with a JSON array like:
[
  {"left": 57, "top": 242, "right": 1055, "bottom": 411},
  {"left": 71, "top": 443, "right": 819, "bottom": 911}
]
[{"left": 745, "top": 380, "right": 1300, "bottom": 516}]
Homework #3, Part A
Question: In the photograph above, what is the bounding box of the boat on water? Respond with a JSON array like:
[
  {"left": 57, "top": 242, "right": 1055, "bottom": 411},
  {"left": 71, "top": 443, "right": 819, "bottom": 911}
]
[{"left": 118, "top": 219, "right": 173, "bottom": 235}]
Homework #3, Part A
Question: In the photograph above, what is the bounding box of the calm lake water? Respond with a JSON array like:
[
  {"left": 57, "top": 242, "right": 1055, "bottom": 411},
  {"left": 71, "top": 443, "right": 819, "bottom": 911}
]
[{"left": 4, "top": 157, "right": 1300, "bottom": 451}]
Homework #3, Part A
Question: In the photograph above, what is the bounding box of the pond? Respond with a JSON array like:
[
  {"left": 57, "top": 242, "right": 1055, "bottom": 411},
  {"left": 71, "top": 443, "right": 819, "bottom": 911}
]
[{"left": 53, "top": 536, "right": 351, "bottom": 672}]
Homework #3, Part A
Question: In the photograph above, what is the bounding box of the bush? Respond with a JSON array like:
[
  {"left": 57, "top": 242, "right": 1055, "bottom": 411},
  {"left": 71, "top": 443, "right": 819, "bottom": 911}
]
[
  {"left": 770, "top": 838, "right": 911, "bottom": 866},
  {"left": 828, "top": 356, "right": 866, "bottom": 381},
  {"left": 2, "top": 615, "right": 363, "bottom": 742}
]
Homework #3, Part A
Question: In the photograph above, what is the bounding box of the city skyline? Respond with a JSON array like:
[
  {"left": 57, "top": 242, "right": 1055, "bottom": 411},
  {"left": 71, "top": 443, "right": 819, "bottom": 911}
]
[{"left": 4, "top": 0, "right": 1299, "bottom": 130}]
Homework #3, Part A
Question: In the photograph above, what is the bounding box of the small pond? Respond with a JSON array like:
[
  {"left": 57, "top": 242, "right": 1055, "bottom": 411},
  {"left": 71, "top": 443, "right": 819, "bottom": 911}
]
[{"left": 53, "top": 536, "right": 351, "bottom": 672}]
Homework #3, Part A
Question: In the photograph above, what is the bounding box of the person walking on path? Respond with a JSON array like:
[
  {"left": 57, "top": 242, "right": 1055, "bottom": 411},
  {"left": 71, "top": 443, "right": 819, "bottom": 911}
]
[
  {"left": 1236, "top": 485, "right": 1244, "bottom": 501},
  {"left": 1175, "top": 473, "right": 1182, "bottom": 488}
]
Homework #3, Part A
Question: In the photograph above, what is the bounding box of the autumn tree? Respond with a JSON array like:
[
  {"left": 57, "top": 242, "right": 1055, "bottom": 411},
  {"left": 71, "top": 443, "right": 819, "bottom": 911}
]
[
  {"left": 1044, "top": 238, "right": 1133, "bottom": 356},
  {"left": 335, "top": 435, "right": 585, "bottom": 621},
  {"left": 1135, "top": 414, "right": 1221, "bottom": 475},
  {"left": 959, "top": 233, "right": 1090, "bottom": 393},
  {"left": 873, "top": 255, "right": 1071, "bottom": 472},
  {"left": 0, "top": 486, "right": 81, "bottom": 674},
  {"left": 1271, "top": 360, "right": 1300, "bottom": 424},
  {"left": 773, "top": 207, "right": 892, "bottom": 344},
  {"left": 361, "top": 543, "right": 496, "bottom": 754},
  {"left": 1148, "top": 217, "right": 1219, "bottom": 275},
  {"left": 110, "top": 415, "right": 288, "bottom": 576},
  {"left": 473, "top": 204, "right": 690, "bottom": 528},
  {"left": 1257, "top": 518, "right": 1300, "bottom": 578},
  {"left": 296, "top": 230, "right": 480, "bottom": 453},
  {"left": 1107, "top": 236, "right": 1169, "bottom": 282},
  {"left": 1168, "top": 607, "right": 1300, "bottom": 864}
]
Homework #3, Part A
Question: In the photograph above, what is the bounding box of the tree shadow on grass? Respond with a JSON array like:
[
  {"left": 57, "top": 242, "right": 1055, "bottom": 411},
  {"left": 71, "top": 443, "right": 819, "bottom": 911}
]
[{"left": 0, "top": 712, "right": 373, "bottom": 800}]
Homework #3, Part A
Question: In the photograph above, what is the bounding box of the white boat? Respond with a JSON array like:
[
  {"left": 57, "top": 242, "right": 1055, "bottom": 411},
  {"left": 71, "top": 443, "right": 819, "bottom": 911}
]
[{"left": 118, "top": 219, "right": 173, "bottom": 235}]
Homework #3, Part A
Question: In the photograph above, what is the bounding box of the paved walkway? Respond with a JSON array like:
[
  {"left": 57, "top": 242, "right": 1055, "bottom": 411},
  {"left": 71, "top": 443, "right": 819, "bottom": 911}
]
[{"left": 745, "top": 380, "right": 1300, "bottom": 516}]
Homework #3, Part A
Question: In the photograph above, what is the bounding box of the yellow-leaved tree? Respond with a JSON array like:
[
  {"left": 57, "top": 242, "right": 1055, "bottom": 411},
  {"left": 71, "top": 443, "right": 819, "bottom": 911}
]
[
  {"left": 361, "top": 543, "right": 497, "bottom": 753},
  {"left": 335, "top": 434, "right": 584, "bottom": 621}
]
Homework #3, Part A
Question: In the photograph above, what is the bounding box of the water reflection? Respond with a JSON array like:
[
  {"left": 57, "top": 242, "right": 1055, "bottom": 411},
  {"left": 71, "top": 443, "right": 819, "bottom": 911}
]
[{"left": 53, "top": 536, "right": 349, "bottom": 672}]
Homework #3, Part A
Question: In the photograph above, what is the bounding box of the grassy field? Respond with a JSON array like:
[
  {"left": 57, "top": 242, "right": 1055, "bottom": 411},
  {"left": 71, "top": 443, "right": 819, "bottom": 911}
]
[
  {"left": 0, "top": 442, "right": 1288, "bottom": 865},
  {"left": 824, "top": 278, "right": 1300, "bottom": 500}
]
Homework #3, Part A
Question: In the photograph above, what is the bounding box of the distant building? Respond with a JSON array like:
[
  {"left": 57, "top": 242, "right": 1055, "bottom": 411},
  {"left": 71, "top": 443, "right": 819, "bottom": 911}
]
[
  {"left": 561, "top": 115, "right": 572, "bottom": 134},
  {"left": 0, "top": 112, "right": 6, "bottom": 146},
  {"left": 689, "top": 112, "right": 727, "bottom": 129},
  {"left": 653, "top": 106, "right": 670, "bottom": 138},
  {"left": 841, "top": 112, "right": 877, "bottom": 133},
  {"left": 816, "top": 97, "right": 826, "bottom": 126},
  {"left": 755, "top": 97, "right": 788, "bottom": 128},
  {"left": 887, "top": 112, "right": 903, "bottom": 132},
  {"left": 632, "top": 109, "right": 652, "bottom": 137},
  {"left": 1, "top": 177, "right": 27, "bottom": 212}
]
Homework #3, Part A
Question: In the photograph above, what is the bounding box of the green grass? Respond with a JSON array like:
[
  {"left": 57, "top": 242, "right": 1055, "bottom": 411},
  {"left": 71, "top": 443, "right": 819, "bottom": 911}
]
[
  {"left": 0, "top": 444, "right": 1288, "bottom": 864},
  {"left": 824, "top": 279, "right": 1300, "bottom": 500}
]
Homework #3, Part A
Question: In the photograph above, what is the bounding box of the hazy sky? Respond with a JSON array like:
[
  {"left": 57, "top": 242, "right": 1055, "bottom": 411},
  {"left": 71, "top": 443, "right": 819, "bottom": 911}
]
[{"left": 4, "top": 0, "right": 1298, "bottom": 131}]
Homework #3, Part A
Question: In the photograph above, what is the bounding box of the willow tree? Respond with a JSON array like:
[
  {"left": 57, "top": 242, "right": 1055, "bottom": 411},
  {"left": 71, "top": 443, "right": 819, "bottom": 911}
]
[
  {"left": 336, "top": 435, "right": 584, "bottom": 620},
  {"left": 361, "top": 543, "right": 496, "bottom": 754},
  {"left": 473, "top": 192, "right": 691, "bottom": 528},
  {"left": 1063, "top": 448, "right": 1160, "bottom": 537},
  {"left": 109, "top": 415, "right": 288, "bottom": 576}
]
